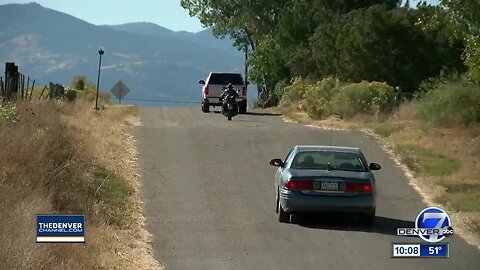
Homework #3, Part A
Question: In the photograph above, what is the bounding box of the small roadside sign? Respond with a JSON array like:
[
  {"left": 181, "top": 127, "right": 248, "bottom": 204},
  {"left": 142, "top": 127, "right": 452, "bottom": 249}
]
[{"left": 110, "top": 80, "right": 130, "bottom": 104}]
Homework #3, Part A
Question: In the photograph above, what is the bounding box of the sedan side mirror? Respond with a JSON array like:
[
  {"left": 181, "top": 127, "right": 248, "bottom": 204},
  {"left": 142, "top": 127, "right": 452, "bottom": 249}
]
[
  {"left": 369, "top": 163, "right": 381, "bottom": 170},
  {"left": 270, "top": 158, "right": 284, "bottom": 167},
  {"left": 199, "top": 80, "right": 206, "bottom": 85}
]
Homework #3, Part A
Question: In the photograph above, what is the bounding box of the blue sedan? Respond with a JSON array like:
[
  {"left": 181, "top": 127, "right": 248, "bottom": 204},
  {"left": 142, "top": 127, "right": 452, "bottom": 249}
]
[{"left": 270, "top": 145, "right": 381, "bottom": 225}]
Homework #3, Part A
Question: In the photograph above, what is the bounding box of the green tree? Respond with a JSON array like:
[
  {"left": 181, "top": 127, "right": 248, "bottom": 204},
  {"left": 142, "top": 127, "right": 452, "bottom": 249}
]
[
  {"left": 309, "top": 12, "right": 344, "bottom": 78},
  {"left": 437, "top": 0, "right": 480, "bottom": 82},
  {"left": 274, "top": 0, "right": 401, "bottom": 78},
  {"left": 181, "top": 0, "right": 466, "bottom": 106},
  {"left": 311, "top": 5, "right": 464, "bottom": 93},
  {"left": 247, "top": 36, "right": 290, "bottom": 92},
  {"left": 415, "top": 5, "right": 467, "bottom": 77},
  {"left": 274, "top": 0, "right": 327, "bottom": 78},
  {"left": 180, "top": 0, "right": 289, "bottom": 51}
]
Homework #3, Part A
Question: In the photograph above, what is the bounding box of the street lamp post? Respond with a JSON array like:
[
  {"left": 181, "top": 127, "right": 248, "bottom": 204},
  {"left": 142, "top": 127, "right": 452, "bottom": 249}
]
[{"left": 95, "top": 48, "right": 104, "bottom": 110}]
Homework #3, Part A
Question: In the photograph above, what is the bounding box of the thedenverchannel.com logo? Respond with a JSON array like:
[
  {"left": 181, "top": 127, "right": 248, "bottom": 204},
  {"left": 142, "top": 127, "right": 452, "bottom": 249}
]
[
  {"left": 397, "top": 207, "right": 454, "bottom": 243},
  {"left": 36, "top": 215, "right": 85, "bottom": 243}
]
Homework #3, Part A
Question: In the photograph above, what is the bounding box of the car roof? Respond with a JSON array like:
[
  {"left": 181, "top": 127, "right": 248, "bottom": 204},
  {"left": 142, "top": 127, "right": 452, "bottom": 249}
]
[
  {"left": 294, "top": 145, "right": 362, "bottom": 154},
  {"left": 209, "top": 72, "right": 243, "bottom": 75}
]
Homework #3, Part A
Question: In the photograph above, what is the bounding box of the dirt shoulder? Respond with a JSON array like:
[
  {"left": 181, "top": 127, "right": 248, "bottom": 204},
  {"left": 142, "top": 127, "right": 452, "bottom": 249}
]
[
  {"left": 0, "top": 101, "right": 162, "bottom": 269},
  {"left": 81, "top": 104, "right": 163, "bottom": 269},
  {"left": 272, "top": 103, "right": 480, "bottom": 250}
]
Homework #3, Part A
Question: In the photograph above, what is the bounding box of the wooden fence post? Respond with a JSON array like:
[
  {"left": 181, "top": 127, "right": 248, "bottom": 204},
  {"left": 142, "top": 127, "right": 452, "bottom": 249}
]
[
  {"left": 0, "top": 76, "right": 4, "bottom": 99},
  {"left": 38, "top": 85, "right": 47, "bottom": 100},
  {"left": 18, "top": 72, "right": 21, "bottom": 100},
  {"left": 5, "top": 77, "right": 10, "bottom": 101},
  {"left": 21, "top": 74, "right": 25, "bottom": 100},
  {"left": 19, "top": 74, "right": 23, "bottom": 100},
  {"left": 25, "top": 76, "right": 30, "bottom": 101},
  {"left": 29, "top": 79, "right": 35, "bottom": 100}
]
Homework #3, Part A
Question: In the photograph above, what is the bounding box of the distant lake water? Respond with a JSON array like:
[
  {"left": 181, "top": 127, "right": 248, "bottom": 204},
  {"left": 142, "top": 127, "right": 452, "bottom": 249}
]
[
  {"left": 110, "top": 98, "right": 200, "bottom": 108},
  {"left": 111, "top": 97, "right": 258, "bottom": 108}
]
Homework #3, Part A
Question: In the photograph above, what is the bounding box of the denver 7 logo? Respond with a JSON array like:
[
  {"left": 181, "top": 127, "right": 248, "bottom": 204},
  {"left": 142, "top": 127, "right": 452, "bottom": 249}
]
[{"left": 416, "top": 207, "right": 452, "bottom": 243}]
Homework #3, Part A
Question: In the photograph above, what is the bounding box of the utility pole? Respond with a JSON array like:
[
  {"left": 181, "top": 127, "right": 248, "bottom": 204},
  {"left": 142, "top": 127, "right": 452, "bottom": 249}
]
[
  {"left": 95, "top": 48, "right": 104, "bottom": 111},
  {"left": 244, "top": 42, "right": 248, "bottom": 86}
]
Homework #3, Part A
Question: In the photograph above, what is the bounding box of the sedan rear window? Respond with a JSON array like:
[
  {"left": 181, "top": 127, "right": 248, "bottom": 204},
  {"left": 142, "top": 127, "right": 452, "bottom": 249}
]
[
  {"left": 208, "top": 73, "right": 244, "bottom": 85},
  {"left": 290, "top": 151, "right": 367, "bottom": 172}
]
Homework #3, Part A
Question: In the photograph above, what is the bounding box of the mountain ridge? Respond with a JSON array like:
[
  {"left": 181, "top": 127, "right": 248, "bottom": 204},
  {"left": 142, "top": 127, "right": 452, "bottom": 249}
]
[
  {"left": 0, "top": 2, "right": 248, "bottom": 101},
  {"left": 103, "top": 22, "right": 238, "bottom": 52}
]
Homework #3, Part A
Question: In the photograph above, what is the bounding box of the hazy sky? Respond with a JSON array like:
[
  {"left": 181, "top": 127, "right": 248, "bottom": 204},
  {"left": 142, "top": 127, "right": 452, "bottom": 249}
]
[{"left": 0, "top": 0, "right": 440, "bottom": 33}]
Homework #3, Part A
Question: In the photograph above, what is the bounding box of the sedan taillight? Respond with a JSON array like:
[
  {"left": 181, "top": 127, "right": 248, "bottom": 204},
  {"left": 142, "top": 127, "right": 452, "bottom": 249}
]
[
  {"left": 203, "top": 86, "right": 209, "bottom": 95},
  {"left": 285, "top": 180, "right": 313, "bottom": 191},
  {"left": 345, "top": 182, "right": 374, "bottom": 193}
]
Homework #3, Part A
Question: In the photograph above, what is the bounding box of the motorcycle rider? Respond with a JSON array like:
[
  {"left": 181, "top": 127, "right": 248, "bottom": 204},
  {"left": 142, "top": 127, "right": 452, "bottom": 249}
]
[{"left": 220, "top": 83, "right": 239, "bottom": 112}]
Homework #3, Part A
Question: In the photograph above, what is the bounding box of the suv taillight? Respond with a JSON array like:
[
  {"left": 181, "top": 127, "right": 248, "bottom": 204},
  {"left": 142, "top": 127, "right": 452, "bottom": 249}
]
[
  {"left": 203, "top": 86, "right": 209, "bottom": 95},
  {"left": 285, "top": 180, "right": 313, "bottom": 191},
  {"left": 242, "top": 86, "right": 247, "bottom": 96}
]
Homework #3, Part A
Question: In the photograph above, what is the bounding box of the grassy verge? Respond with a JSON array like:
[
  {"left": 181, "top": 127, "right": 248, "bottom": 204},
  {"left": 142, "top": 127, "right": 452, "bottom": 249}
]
[
  {"left": 0, "top": 100, "right": 161, "bottom": 269},
  {"left": 274, "top": 100, "right": 480, "bottom": 245},
  {"left": 371, "top": 123, "right": 404, "bottom": 137},
  {"left": 395, "top": 144, "right": 461, "bottom": 177}
]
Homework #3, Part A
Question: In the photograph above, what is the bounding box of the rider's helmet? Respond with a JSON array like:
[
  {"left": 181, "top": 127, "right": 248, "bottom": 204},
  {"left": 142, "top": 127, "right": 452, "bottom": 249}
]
[{"left": 227, "top": 83, "right": 234, "bottom": 90}]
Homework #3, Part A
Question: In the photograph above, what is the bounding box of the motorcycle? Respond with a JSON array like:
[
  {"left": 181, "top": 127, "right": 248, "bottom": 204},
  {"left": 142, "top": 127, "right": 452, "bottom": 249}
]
[{"left": 219, "top": 89, "right": 239, "bottom": 121}]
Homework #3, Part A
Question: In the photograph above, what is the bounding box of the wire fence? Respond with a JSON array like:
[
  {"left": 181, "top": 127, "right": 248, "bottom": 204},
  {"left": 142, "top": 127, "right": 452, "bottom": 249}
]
[
  {"left": 1, "top": 62, "right": 36, "bottom": 102},
  {"left": 1, "top": 62, "right": 67, "bottom": 103}
]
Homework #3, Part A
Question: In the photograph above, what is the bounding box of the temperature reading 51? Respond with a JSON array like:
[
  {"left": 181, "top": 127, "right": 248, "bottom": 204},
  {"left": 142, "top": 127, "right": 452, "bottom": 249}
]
[
  {"left": 429, "top": 246, "right": 442, "bottom": 255},
  {"left": 392, "top": 243, "right": 449, "bottom": 258}
]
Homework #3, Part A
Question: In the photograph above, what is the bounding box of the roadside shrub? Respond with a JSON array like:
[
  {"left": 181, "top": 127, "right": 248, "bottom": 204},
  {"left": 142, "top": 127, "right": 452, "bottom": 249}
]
[
  {"left": 302, "top": 77, "right": 341, "bottom": 119},
  {"left": 0, "top": 104, "right": 18, "bottom": 124},
  {"left": 251, "top": 101, "right": 263, "bottom": 109},
  {"left": 274, "top": 79, "right": 289, "bottom": 104},
  {"left": 416, "top": 82, "right": 480, "bottom": 127},
  {"left": 65, "top": 89, "right": 78, "bottom": 102},
  {"left": 280, "top": 77, "right": 310, "bottom": 105},
  {"left": 77, "top": 88, "right": 111, "bottom": 104},
  {"left": 332, "top": 81, "right": 395, "bottom": 119}
]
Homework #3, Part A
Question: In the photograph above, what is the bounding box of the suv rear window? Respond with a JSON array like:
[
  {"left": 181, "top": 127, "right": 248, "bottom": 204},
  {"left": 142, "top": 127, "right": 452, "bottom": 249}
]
[{"left": 208, "top": 73, "right": 244, "bottom": 85}]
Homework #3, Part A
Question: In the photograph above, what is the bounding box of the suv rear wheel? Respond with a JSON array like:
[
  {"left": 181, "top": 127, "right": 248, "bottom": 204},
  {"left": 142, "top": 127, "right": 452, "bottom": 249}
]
[{"left": 201, "top": 101, "right": 210, "bottom": 113}]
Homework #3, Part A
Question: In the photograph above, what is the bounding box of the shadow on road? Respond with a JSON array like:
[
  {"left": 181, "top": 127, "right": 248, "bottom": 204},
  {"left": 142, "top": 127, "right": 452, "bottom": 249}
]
[
  {"left": 212, "top": 110, "right": 282, "bottom": 116},
  {"left": 245, "top": 111, "right": 282, "bottom": 116},
  {"left": 210, "top": 111, "right": 282, "bottom": 117},
  {"left": 293, "top": 213, "right": 414, "bottom": 236}
]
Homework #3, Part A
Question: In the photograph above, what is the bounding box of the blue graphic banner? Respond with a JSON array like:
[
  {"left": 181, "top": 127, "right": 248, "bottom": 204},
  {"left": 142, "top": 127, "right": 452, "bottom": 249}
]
[{"left": 36, "top": 215, "right": 85, "bottom": 243}]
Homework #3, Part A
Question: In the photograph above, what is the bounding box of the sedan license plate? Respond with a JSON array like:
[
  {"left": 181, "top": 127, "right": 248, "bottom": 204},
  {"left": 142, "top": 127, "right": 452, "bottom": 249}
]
[{"left": 320, "top": 181, "right": 339, "bottom": 191}]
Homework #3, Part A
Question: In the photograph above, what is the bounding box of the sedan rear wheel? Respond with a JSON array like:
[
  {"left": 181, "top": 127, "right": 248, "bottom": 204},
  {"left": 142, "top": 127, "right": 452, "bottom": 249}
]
[
  {"left": 278, "top": 199, "right": 290, "bottom": 223},
  {"left": 275, "top": 191, "right": 279, "bottom": 214},
  {"left": 362, "top": 209, "right": 376, "bottom": 227}
]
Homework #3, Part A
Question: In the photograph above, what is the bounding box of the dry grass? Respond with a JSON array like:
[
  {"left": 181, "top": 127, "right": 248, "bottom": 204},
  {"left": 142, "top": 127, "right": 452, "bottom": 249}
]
[
  {"left": 274, "top": 104, "right": 316, "bottom": 125},
  {"left": 0, "top": 100, "right": 161, "bottom": 269},
  {"left": 276, "top": 101, "right": 480, "bottom": 248}
]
